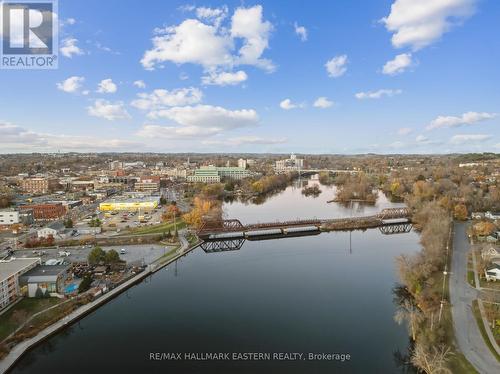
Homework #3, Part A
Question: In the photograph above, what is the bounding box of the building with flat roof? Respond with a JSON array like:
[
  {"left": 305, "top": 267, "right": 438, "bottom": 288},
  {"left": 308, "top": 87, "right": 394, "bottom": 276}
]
[
  {"left": 19, "top": 203, "right": 66, "bottom": 221},
  {"left": 134, "top": 180, "right": 160, "bottom": 193},
  {"left": 187, "top": 166, "right": 252, "bottom": 183},
  {"left": 19, "top": 264, "right": 70, "bottom": 297},
  {"left": 99, "top": 196, "right": 160, "bottom": 212},
  {"left": 0, "top": 258, "right": 41, "bottom": 310},
  {"left": 0, "top": 209, "right": 34, "bottom": 226}
]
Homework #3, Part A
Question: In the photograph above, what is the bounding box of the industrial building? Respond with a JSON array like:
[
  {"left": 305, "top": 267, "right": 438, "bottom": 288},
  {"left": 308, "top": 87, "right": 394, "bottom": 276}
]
[
  {"left": 0, "top": 258, "right": 41, "bottom": 310},
  {"left": 99, "top": 197, "right": 159, "bottom": 212},
  {"left": 19, "top": 203, "right": 66, "bottom": 221}
]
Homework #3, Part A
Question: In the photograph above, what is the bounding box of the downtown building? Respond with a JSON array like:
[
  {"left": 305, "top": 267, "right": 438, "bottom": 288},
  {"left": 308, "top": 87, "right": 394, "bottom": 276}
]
[
  {"left": 20, "top": 177, "right": 59, "bottom": 194},
  {"left": 275, "top": 154, "right": 304, "bottom": 173},
  {"left": 187, "top": 166, "right": 252, "bottom": 183},
  {"left": 19, "top": 203, "right": 66, "bottom": 221}
]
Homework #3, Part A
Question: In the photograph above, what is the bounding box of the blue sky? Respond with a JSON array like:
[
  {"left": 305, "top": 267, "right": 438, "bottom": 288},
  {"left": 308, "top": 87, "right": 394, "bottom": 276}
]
[{"left": 0, "top": 0, "right": 499, "bottom": 154}]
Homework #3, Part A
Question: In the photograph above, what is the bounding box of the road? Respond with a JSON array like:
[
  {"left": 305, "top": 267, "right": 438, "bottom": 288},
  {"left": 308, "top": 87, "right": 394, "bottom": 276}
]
[{"left": 450, "top": 222, "right": 500, "bottom": 374}]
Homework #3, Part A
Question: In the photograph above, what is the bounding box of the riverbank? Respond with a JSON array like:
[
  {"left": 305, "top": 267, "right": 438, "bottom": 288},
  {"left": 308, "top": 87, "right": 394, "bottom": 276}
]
[{"left": 0, "top": 239, "right": 201, "bottom": 374}]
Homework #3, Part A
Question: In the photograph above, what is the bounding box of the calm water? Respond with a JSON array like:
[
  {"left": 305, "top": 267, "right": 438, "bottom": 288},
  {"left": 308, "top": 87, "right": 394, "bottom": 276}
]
[{"left": 10, "top": 178, "right": 419, "bottom": 373}]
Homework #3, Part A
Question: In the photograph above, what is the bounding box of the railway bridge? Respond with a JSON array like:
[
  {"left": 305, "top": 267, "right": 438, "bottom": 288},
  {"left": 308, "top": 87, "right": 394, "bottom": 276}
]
[{"left": 197, "top": 207, "right": 411, "bottom": 241}]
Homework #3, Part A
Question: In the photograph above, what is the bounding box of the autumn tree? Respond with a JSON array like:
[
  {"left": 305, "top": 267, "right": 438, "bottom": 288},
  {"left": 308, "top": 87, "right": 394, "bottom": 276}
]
[
  {"left": 182, "top": 197, "right": 217, "bottom": 228},
  {"left": 473, "top": 221, "right": 496, "bottom": 236},
  {"left": 453, "top": 204, "right": 468, "bottom": 221}
]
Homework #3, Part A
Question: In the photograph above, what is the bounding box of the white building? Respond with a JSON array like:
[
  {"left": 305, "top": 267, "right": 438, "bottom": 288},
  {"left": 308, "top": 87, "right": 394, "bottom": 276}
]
[
  {"left": 485, "top": 211, "right": 500, "bottom": 220},
  {"left": 0, "top": 209, "right": 34, "bottom": 226},
  {"left": 238, "top": 159, "right": 247, "bottom": 169},
  {"left": 0, "top": 258, "right": 41, "bottom": 310},
  {"left": 485, "top": 265, "right": 500, "bottom": 281},
  {"left": 37, "top": 222, "right": 65, "bottom": 239},
  {"left": 275, "top": 154, "right": 304, "bottom": 172},
  {"left": 109, "top": 160, "right": 123, "bottom": 170},
  {"left": 0, "top": 210, "right": 21, "bottom": 225}
]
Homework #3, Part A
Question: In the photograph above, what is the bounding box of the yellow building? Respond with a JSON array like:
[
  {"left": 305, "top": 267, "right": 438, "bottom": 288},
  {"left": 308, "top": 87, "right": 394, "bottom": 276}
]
[{"left": 99, "top": 200, "right": 158, "bottom": 212}]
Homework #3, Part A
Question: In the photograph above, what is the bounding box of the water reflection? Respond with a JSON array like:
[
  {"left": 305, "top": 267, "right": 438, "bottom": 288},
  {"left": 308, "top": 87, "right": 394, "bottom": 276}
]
[{"left": 10, "top": 178, "right": 418, "bottom": 374}]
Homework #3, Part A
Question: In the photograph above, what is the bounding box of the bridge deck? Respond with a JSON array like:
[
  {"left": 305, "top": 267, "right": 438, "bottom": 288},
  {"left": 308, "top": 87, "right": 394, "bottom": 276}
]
[{"left": 197, "top": 208, "right": 410, "bottom": 238}]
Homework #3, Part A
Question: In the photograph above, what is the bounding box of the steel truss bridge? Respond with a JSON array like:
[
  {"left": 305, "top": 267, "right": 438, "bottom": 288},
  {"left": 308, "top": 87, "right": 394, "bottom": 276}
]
[{"left": 198, "top": 208, "right": 411, "bottom": 252}]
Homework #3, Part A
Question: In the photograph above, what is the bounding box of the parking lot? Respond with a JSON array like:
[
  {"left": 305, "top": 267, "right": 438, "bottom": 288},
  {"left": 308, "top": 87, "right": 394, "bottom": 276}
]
[
  {"left": 9, "top": 243, "right": 171, "bottom": 266},
  {"left": 98, "top": 207, "right": 166, "bottom": 233}
]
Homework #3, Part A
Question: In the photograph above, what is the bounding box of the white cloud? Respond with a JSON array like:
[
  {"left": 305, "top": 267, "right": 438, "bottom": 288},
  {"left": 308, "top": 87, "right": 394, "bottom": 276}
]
[
  {"left": 313, "top": 97, "right": 334, "bottom": 108},
  {"left": 427, "top": 111, "right": 496, "bottom": 130},
  {"left": 137, "top": 124, "right": 221, "bottom": 139},
  {"left": 87, "top": 99, "right": 130, "bottom": 121},
  {"left": 63, "top": 18, "right": 76, "bottom": 26},
  {"left": 141, "top": 19, "right": 232, "bottom": 69},
  {"left": 325, "top": 55, "right": 348, "bottom": 78},
  {"left": 202, "top": 136, "right": 287, "bottom": 146},
  {"left": 131, "top": 87, "right": 203, "bottom": 111},
  {"left": 133, "top": 80, "right": 146, "bottom": 89},
  {"left": 280, "top": 99, "right": 299, "bottom": 110},
  {"left": 382, "top": 53, "right": 413, "bottom": 75},
  {"left": 389, "top": 141, "right": 406, "bottom": 149},
  {"left": 397, "top": 127, "right": 413, "bottom": 135},
  {"left": 416, "top": 135, "right": 429, "bottom": 143},
  {"left": 381, "top": 0, "right": 476, "bottom": 51},
  {"left": 355, "top": 89, "right": 402, "bottom": 99},
  {"left": 60, "top": 38, "right": 84, "bottom": 58},
  {"left": 231, "top": 5, "right": 274, "bottom": 71},
  {"left": 202, "top": 70, "right": 248, "bottom": 86},
  {"left": 97, "top": 78, "right": 118, "bottom": 94},
  {"left": 141, "top": 5, "right": 274, "bottom": 72},
  {"left": 137, "top": 105, "right": 259, "bottom": 140},
  {"left": 450, "top": 134, "right": 492, "bottom": 144},
  {"left": 0, "top": 122, "right": 139, "bottom": 151},
  {"left": 294, "top": 22, "right": 307, "bottom": 41},
  {"left": 56, "top": 76, "right": 85, "bottom": 93},
  {"left": 147, "top": 105, "right": 258, "bottom": 131},
  {"left": 196, "top": 6, "right": 228, "bottom": 28}
]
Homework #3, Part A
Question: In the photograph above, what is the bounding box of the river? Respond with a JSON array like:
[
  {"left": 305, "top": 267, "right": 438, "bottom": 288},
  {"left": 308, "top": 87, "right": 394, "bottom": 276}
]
[{"left": 10, "top": 177, "right": 420, "bottom": 373}]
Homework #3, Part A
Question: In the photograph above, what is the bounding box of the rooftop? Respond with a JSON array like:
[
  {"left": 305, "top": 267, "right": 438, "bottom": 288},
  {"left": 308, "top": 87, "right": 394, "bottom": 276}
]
[
  {"left": 0, "top": 258, "right": 41, "bottom": 282},
  {"left": 20, "top": 264, "right": 69, "bottom": 278}
]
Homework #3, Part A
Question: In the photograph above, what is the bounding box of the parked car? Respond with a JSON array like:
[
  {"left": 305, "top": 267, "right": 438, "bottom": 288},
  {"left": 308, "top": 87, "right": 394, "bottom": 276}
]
[
  {"left": 120, "top": 248, "right": 126, "bottom": 254},
  {"left": 58, "top": 251, "right": 70, "bottom": 257}
]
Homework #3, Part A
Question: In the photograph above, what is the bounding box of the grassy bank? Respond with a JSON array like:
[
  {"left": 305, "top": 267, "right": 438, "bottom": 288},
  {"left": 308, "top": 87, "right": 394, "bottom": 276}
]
[
  {"left": 0, "top": 298, "right": 62, "bottom": 341},
  {"left": 0, "top": 295, "right": 92, "bottom": 360},
  {"left": 124, "top": 220, "right": 186, "bottom": 236}
]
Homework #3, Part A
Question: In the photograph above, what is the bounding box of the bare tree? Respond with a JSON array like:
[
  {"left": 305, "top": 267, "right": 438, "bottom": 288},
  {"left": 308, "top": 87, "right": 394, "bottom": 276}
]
[
  {"left": 411, "top": 343, "right": 453, "bottom": 374},
  {"left": 394, "top": 299, "right": 424, "bottom": 341}
]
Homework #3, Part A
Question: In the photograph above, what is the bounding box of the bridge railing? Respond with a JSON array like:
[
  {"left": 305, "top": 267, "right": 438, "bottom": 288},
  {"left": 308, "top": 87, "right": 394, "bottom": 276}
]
[{"left": 198, "top": 208, "right": 410, "bottom": 235}]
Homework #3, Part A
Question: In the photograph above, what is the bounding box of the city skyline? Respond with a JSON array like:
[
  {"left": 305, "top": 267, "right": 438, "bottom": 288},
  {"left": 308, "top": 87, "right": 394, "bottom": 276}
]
[{"left": 0, "top": 0, "right": 499, "bottom": 154}]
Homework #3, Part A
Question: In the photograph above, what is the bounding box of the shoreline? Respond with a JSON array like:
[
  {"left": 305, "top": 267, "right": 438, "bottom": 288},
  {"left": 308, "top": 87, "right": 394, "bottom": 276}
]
[{"left": 0, "top": 242, "right": 201, "bottom": 374}]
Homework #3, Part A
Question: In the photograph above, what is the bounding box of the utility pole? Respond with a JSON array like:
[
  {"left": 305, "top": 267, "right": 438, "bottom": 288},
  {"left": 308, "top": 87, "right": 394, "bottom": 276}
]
[{"left": 439, "top": 221, "right": 453, "bottom": 324}]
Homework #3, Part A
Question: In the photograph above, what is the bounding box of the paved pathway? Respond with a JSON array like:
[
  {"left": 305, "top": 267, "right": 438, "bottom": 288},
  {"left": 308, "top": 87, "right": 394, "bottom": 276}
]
[{"left": 450, "top": 222, "right": 500, "bottom": 374}]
